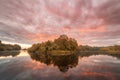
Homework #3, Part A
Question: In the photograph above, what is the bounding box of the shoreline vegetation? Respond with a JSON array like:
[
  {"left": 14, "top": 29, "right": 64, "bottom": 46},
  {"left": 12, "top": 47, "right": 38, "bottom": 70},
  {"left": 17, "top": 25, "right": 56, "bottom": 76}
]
[
  {"left": 28, "top": 35, "right": 78, "bottom": 55},
  {"left": 0, "top": 40, "right": 21, "bottom": 51},
  {"left": 28, "top": 35, "right": 120, "bottom": 56}
]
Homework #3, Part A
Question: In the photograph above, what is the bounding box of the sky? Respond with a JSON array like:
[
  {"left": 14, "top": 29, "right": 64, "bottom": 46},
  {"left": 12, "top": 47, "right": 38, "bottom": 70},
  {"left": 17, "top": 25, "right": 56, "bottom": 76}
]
[{"left": 0, "top": 0, "right": 120, "bottom": 48}]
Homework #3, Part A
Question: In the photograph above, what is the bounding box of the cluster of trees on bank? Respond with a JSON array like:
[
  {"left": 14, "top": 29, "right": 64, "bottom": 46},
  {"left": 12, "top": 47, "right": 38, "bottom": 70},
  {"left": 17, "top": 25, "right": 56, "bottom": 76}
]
[
  {"left": 78, "top": 45, "right": 100, "bottom": 51},
  {"left": 0, "top": 40, "right": 21, "bottom": 51},
  {"left": 100, "top": 45, "right": 120, "bottom": 52},
  {"left": 28, "top": 35, "right": 78, "bottom": 53},
  {"left": 28, "top": 35, "right": 120, "bottom": 54},
  {"left": 78, "top": 45, "right": 120, "bottom": 52}
]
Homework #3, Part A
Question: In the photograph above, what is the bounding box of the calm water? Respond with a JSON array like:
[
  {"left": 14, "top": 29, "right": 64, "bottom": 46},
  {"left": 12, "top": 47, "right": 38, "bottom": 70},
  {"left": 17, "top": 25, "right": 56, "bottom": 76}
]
[{"left": 0, "top": 50, "right": 120, "bottom": 80}]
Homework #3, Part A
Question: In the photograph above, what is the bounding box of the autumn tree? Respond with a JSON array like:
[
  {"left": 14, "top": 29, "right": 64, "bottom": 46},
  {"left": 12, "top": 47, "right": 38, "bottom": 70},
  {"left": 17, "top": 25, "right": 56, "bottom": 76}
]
[
  {"left": 44, "top": 40, "right": 53, "bottom": 51},
  {"left": 28, "top": 34, "right": 79, "bottom": 53},
  {"left": 54, "top": 35, "right": 69, "bottom": 50},
  {"left": 54, "top": 35, "right": 78, "bottom": 51}
]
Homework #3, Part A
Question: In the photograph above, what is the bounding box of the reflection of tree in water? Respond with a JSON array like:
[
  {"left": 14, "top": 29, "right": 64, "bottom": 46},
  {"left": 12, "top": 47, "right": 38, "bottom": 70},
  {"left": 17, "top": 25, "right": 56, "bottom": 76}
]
[
  {"left": 52, "top": 54, "right": 78, "bottom": 72},
  {"left": 29, "top": 52, "right": 52, "bottom": 65},
  {"left": 78, "top": 52, "right": 120, "bottom": 59},
  {"left": 0, "top": 51, "right": 20, "bottom": 57},
  {"left": 29, "top": 52, "right": 120, "bottom": 73},
  {"left": 29, "top": 52, "right": 79, "bottom": 72}
]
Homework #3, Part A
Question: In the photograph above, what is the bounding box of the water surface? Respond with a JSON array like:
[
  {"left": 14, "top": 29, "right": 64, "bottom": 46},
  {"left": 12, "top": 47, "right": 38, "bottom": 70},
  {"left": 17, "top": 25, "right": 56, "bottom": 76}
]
[{"left": 0, "top": 50, "right": 120, "bottom": 80}]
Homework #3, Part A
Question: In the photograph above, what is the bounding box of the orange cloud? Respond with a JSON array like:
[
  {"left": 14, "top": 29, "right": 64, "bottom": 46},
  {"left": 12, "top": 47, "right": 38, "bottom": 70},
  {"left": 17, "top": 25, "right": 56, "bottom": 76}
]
[
  {"left": 78, "top": 25, "right": 107, "bottom": 34},
  {"left": 26, "top": 33, "right": 58, "bottom": 42}
]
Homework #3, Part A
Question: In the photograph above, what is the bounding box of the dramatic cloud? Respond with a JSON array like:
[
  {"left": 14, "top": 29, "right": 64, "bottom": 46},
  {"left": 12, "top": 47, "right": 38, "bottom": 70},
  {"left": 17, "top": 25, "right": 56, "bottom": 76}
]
[{"left": 0, "top": 0, "right": 120, "bottom": 47}]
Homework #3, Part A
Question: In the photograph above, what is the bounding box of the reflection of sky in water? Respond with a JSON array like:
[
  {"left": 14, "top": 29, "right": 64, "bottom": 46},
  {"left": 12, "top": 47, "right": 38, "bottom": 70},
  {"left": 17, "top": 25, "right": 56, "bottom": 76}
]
[
  {"left": 0, "top": 51, "right": 120, "bottom": 80},
  {"left": 16, "top": 50, "right": 29, "bottom": 57},
  {"left": 0, "top": 50, "right": 28, "bottom": 59}
]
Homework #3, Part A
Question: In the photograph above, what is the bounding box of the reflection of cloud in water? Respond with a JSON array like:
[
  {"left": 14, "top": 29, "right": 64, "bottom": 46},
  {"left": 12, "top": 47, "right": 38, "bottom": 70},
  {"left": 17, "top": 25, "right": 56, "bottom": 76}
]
[
  {"left": 0, "top": 60, "right": 10, "bottom": 64},
  {"left": 24, "top": 61, "right": 46, "bottom": 70},
  {"left": 0, "top": 56, "right": 12, "bottom": 59},
  {"left": 28, "top": 52, "right": 79, "bottom": 73},
  {"left": 80, "top": 55, "right": 120, "bottom": 64},
  {"left": 93, "top": 60, "right": 120, "bottom": 64},
  {"left": 0, "top": 52, "right": 120, "bottom": 80},
  {"left": 81, "top": 72, "right": 116, "bottom": 80},
  {"left": 16, "top": 50, "right": 29, "bottom": 57}
]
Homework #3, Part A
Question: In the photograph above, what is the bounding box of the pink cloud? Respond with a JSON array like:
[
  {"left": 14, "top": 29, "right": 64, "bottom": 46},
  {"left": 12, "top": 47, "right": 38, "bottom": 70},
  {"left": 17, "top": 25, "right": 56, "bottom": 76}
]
[{"left": 0, "top": 0, "right": 120, "bottom": 46}]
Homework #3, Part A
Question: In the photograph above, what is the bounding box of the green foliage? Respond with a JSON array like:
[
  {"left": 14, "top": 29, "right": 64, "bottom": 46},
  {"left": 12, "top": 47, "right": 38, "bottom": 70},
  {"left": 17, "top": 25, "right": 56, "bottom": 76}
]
[{"left": 0, "top": 40, "right": 21, "bottom": 51}]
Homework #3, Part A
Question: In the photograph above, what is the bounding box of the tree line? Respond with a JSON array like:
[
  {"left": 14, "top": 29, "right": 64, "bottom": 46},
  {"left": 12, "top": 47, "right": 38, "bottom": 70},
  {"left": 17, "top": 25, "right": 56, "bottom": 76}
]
[
  {"left": 78, "top": 45, "right": 120, "bottom": 52},
  {"left": 28, "top": 34, "right": 120, "bottom": 54},
  {"left": 0, "top": 40, "right": 21, "bottom": 51}
]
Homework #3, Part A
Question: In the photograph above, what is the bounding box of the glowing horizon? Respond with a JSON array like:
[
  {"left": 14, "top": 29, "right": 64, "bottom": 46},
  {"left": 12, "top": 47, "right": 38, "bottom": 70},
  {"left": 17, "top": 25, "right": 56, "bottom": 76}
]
[{"left": 1, "top": 41, "right": 31, "bottom": 48}]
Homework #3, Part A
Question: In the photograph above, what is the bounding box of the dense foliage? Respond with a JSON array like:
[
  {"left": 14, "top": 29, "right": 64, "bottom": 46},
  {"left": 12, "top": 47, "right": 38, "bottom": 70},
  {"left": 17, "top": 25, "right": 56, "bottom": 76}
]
[
  {"left": 100, "top": 45, "right": 120, "bottom": 52},
  {"left": 78, "top": 45, "right": 120, "bottom": 52},
  {"left": 28, "top": 35, "right": 78, "bottom": 53},
  {"left": 0, "top": 40, "right": 21, "bottom": 51},
  {"left": 78, "top": 45, "right": 100, "bottom": 51},
  {"left": 28, "top": 35, "right": 120, "bottom": 54}
]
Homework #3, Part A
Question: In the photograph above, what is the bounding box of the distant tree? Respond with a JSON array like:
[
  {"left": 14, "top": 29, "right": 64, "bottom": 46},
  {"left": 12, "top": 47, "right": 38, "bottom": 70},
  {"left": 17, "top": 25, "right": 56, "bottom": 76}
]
[
  {"left": 78, "top": 45, "right": 100, "bottom": 51},
  {"left": 0, "top": 41, "right": 21, "bottom": 51},
  {"left": 13, "top": 44, "right": 21, "bottom": 50},
  {"left": 0, "top": 40, "right": 1, "bottom": 44},
  {"left": 100, "top": 45, "right": 120, "bottom": 52}
]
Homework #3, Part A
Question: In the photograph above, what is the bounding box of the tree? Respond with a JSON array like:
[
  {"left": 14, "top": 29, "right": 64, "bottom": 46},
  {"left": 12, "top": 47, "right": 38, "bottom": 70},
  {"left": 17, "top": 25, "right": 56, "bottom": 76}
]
[
  {"left": 0, "top": 40, "right": 21, "bottom": 51},
  {"left": 0, "top": 40, "right": 1, "bottom": 44},
  {"left": 44, "top": 40, "right": 53, "bottom": 51},
  {"left": 54, "top": 35, "right": 69, "bottom": 50},
  {"left": 28, "top": 34, "right": 79, "bottom": 53},
  {"left": 100, "top": 45, "right": 120, "bottom": 52},
  {"left": 54, "top": 35, "right": 78, "bottom": 51},
  {"left": 67, "top": 38, "right": 78, "bottom": 51},
  {"left": 13, "top": 44, "right": 21, "bottom": 50},
  {"left": 28, "top": 44, "right": 41, "bottom": 53}
]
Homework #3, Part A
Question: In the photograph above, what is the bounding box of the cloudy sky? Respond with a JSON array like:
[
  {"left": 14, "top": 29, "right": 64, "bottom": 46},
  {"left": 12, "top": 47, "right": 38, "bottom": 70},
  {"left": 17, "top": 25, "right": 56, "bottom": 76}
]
[{"left": 0, "top": 0, "right": 120, "bottom": 47}]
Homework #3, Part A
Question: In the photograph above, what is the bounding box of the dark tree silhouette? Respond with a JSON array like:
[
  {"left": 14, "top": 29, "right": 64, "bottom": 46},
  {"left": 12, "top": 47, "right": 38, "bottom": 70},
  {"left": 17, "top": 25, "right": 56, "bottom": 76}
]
[{"left": 0, "top": 40, "right": 21, "bottom": 51}]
